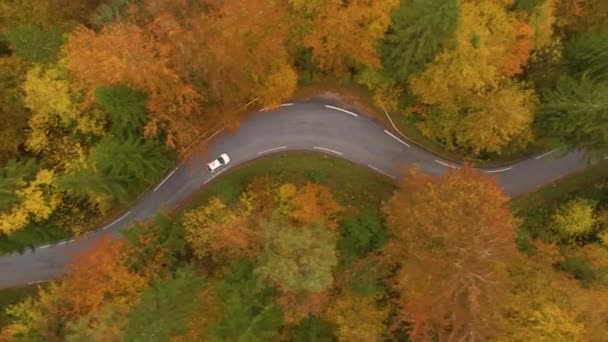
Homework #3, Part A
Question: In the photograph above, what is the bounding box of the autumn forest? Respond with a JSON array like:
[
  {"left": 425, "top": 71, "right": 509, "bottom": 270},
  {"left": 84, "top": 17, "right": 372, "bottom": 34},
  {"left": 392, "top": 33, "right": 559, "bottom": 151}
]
[{"left": 0, "top": 0, "right": 608, "bottom": 341}]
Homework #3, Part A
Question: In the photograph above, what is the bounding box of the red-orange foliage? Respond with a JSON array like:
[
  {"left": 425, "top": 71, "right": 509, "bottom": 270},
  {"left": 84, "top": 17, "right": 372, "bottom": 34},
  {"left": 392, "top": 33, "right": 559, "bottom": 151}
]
[
  {"left": 145, "top": 0, "right": 297, "bottom": 115},
  {"left": 63, "top": 22, "right": 202, "bottom": 150},
  {"left": 303, "top": 0, "right": 398, "bottom": 75},
  {"left": 554, "top": 0, "right": 584, "bottom": 27},
  {"left": 383, "top": 166, "right": 518, "bottom": 341},
  {"left": 290, "top": 183, "right": 341, "bottom": 230},
  {"left": 62, "top": 236, "right": 147, "bottom": 317},
  {"left": 502, "top": 21, "right": 535, "bottom": 76},
  {"left": 277, "top": 290, "right": 331, "bottom": 324}
]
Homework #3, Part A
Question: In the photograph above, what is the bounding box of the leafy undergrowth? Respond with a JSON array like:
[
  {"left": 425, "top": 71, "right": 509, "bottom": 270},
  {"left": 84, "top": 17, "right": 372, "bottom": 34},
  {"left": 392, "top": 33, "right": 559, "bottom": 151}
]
[
  {"left": 0, "top": 284, "right": 40, "bottom": 327},
  {"left": 512, "top": 160, "right": 608, "bottom": 262}
]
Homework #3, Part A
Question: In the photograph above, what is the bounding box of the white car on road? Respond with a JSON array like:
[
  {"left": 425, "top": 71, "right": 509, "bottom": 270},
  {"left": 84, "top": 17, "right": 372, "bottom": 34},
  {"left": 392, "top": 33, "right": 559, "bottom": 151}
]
[{"left": 206, "top": 153, "right": 230, "bottom": 173}]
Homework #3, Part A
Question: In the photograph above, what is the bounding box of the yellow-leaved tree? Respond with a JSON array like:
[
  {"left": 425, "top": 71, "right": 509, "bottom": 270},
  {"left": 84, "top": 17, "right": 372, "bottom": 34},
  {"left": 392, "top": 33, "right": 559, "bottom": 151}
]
[
  {"left": 410, "top": 0, "right": 537, "bottom": 155},
  {"left": 23, "top": 64, "right": 105, "bottom": 155},
  {"left": 325, "top": 293, "right": 388, "bottom": 342},
  {"left": 22, "top": 64, "right": 103, "bottom": 171},
  {"left": 0, "top": 169, "right": 61, "bottom": 234}
]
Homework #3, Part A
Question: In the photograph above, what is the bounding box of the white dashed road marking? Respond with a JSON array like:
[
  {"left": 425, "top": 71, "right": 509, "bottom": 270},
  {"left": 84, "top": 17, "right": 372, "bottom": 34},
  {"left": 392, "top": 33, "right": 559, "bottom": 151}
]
[
  {"left": 153, "top": 168, "right": 178, "bottom": 192},
  {"left": 535, "top": 148, "right": 559, "bottom": 160},
  {"left": 434, "top": 159, "right": 460, "bottom": 169},
  {"left": 324, "top": 105, "right": 359, "bottom": 117},
  {"left": 257, "top": 146, "right": 288, "bottom": 155},
  {"left": 384, "top": 130, "right": 410, "bottom": 148},
  {"left": 485, "top": 167, "right": 513, "bottom": 173},
  {"left": 205, "top": 128, "right": 224, "bottom": 143},
  {"left": 27, "top": 280, "right": 47, "bottom": 285},
  {"left": 260, "top": 103, "right": 294, "bottom": 112},
  {"left": 367, "top": 164, "right": 395, "bottom": 179},
  {"left": 204, "top": 169, "right": 227, "bottom": 185},
  {"left": 38, "top": 245, "right": 50, "bottom": 249},
  {"left": 314, "top": 147, "right": 343, "bottom": 155}
]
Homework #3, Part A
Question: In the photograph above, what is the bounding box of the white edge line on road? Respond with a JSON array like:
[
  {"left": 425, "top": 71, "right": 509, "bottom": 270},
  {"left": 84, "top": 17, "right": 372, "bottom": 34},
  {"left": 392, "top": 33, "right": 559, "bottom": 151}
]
[
  {"left": 384, "top": 130, "right": 410, "bottom": 147},
  {"left": 57, "top": 241, "right": 67, "bottom": 245},
  {"left": 153, "top": 168, "right": 177, "bottom": 192},
  {"left": 485, "top": 167, "right": 513, "bottom": 174},
  {"left": 313, "top": 146, "right": 343, "bottom": 155},
  {"left": 435, "top": 159, "right": 460, "bottom": 169},
  {"left": 204, "top": 169, "right": 227, "bottom": 185},
  {"left": 257, "top": 146, "right": 288, "bottom": 155},
  {"left": 204, "top": 128, "right": 225, "bottom": 143},
  {"left": 367, "top": 164, "right": 395, "bottom": 179},
  {"left": 103, "top": 210, "right": 132, "bottom": 230},
  {"left": 38, "top": 244, "right": 50, "bottom": 249},
  {"left": 535, "top": 148, "right": 560, "bottom": 160},
  {"left": 324, "top": 105, "right": 358, "bottom": 117},
  {"left": 27, "top": 280, "right": 47, "bottom": 285},
  {"left": 260, "top": 103, "right": 294, "bottom": 112}
]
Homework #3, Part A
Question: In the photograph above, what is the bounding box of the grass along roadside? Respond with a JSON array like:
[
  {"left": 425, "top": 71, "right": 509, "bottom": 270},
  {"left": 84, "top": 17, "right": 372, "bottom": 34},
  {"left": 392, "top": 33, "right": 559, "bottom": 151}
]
[
  {"left": 182, "top": 151, "right": 396, "bottom": 215},
  {"left": 511, "top": 160, "right": 608, "bottom": 213}
]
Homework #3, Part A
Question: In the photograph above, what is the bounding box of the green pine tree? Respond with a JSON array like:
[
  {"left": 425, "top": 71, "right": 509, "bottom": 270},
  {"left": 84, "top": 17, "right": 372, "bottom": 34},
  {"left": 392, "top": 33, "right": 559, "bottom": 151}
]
[
  {"left": 124, "top": 267, "right": 204, "bottom": 342},
  {"left": 4, "top": 24, "right": 64, "bottom": 63},
  {"left": 565, "top": 30, "right": 608, "bottom": 81},
  {"left": 538, "top": 74, "right": 608, "bottom": 157},
  {"left": 207, "top": 261, "right": 283, "bottom": 342},
  {"left": 381, "top": 0, "right": 458, "bottom": 82}
]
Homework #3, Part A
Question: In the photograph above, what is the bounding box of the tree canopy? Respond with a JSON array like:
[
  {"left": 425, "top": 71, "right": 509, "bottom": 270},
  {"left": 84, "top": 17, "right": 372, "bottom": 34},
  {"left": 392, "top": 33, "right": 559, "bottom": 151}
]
[{"left": 383, "top": 166, "right": 518, "bottom": 340}]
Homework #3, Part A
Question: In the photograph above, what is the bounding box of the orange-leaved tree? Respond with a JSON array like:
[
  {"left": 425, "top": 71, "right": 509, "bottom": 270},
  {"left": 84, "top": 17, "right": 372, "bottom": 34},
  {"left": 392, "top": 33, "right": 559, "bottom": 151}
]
[
  {"left": 63, "top": 22, "right": 201, "bottom": 150},
  {"left": 146, "top": 0, "right": 297, "bottom": 114},
  {"left": 62, "top": 235, "right": 148, "bottom": 317},
  {"left": 1, "top": 235, "right": 147, "bottom": 340},
  {"left": 290, "top": 182, "right": 341, "bottom": 230},
  {"left": 382, "top": 166, "right": 518, "bottom": 341},
  {"left": 303, "top": 0, "right": 398, "bottom": 75}
]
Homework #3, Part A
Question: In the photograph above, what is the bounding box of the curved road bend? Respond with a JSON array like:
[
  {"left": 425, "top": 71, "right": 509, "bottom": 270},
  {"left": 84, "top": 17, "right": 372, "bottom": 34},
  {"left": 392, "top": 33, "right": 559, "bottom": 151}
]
[{"left": 0, "top": 99, "right": 589, "bottom": 288}]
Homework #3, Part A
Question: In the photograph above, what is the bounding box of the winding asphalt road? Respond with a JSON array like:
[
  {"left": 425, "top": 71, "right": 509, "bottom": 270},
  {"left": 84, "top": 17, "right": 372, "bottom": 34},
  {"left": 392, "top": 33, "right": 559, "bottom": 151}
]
[{"left": 0, "top": 99, "right": 590, "bottom": 289}]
